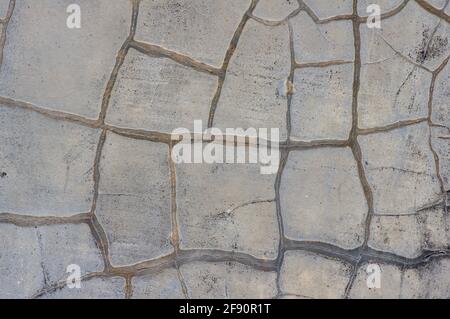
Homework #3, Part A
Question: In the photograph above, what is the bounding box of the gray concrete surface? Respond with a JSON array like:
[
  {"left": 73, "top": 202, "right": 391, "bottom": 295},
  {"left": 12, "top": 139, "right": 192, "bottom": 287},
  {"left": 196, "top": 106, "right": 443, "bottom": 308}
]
[{"left": 0, "top": 0, "right": 449, "bottom": 299}]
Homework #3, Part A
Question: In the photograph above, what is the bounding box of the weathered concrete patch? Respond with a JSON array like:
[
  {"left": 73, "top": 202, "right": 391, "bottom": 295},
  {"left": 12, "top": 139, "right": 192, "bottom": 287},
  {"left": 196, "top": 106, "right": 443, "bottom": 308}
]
[
  {"left": 291, "top": 12, "right": 354, "bottom": 63},
  {"left": 177, "top": 158, "right": 279, "bottom": 259},
  {"left": 358, "top": 54, "right": 431, "bottom": 129},
  {"left": 96, "top": 132, "right": 173, "bottom": 267},
  {"left": 0, "top": 107, "right": 100, "bottom": 216},
  {"left": 0, "top": 0, "right": 131, "bottom": 118},
  {"left": 369, "top": 207, "right": 450, "bottom": 258},
  {"left": 253, "top": 0, "right": 299, "bottom": 21},
  {"left": 291, "top": 64, "right": 353, "bottom": 141},
  {"left": 214, "top": 20, "right": 290, "bottom": 140},
  {"left": 181, "top": 261, "right": 277, "bottom": 298},
  {"left": 358, "top": 123, "right": 441, "bottom": 215},
  {"left": 131, "top": 268, "right": 184, "bottom": 298},
  {"left": 280, "top": 148, "right": 367, "bottom": 249},
  {"left": 303, "top": 0, "right": 353, "bottom": 19},
  {"left": 351, "top": 259, "right": 450, "bottom": 298},
  {"left": 360, "top": 1, "right": 447, "bottom": 70},
  {"left": 106, "top": 49, "right": 217, "bottom": 133},
  {"left": 40, "top": 276, "right": 126, "bottom": 299},
  {"left": 36, "top": 224, "right": 104, "bottom": 284},
  {"left": 0, "top": 224, "right": 43, "bottom": 299},
  {"left": 280, "top": 251, "right": 352, "bottom": 298},
  {"left": 135, "top": 0, "right": 251, "bottom": 68}
]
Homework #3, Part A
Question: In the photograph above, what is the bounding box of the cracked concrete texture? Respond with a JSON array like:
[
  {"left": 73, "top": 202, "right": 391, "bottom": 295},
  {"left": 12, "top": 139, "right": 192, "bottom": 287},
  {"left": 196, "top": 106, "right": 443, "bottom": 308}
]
[{"left": 0, "top": 0, "right": 449, "bottom": 299}]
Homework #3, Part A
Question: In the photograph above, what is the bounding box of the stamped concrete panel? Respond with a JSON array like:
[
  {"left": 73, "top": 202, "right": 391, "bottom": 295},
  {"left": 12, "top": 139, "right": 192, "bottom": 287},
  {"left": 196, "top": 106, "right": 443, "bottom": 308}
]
[
  {"left": 291, "top": 64, "right": 353, "bottom": 141},
  {"left": 280, "top": 148, "right": 367, "bottom": 249},
  {"left": 181, "top": 262, "right": 277, "bottom": 299},
  {"left": 131, "top": 268, "right": 184, "bottom": 299},
  {"left": 280, "top": 251, "right": 352, "bottom": 299},
  {"left": 292, "top": 12, "right": 354, "bottom": 63},
  {"left": 214, "top": 20, "right": 290, "bottom": 140},
  {"left": 0, "top": 0, "right": 131, "bottom": 118},
  {"left": 177, "top": 158, "right": 279, "bottom": 259},
  {"left": 106, "top": 49, "right": 217, "bottom": 133},
  {"left": 0, "top": 106, "right": 100, "bottom": 216},
  {"left": 96, "top": 132, "right": 172, "bottom": 266},
  {"left": 358, "top": 123, "right": 441, "bottom": 215}
]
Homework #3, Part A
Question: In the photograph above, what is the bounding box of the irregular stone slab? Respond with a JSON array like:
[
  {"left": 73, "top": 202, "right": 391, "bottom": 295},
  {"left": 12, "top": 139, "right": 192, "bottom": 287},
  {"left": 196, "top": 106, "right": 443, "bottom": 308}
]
[
  {"left": 135, "top": 0, "right": 251, "bottom": 68},
  {"left": 360, "top": 1, "right": 447, "bottom": 70},
  {"left": 431, "top": 62, "right": 449, "bottom": 127},
  {"left": 214, "top": 20, "right": 290, "bottom": 140},
  {"left": 0, "top": 0, "right": 131, "bottom": 119},
  {"left": 357, "top": 0, "right": 403, "bottom": 16},
  {"left": 291, "top": 64, "right": 353, "bottom": 141},
  {"left": 106, "top": 50, "right": 217, "bottom": 133},
  {"left": 253, "top": 0, "right": 299, "bottom": 21},
  {"left": 303, "top": 0, "right": 353, "bottom": 19},
  {"left": 431, "top": 126, "right": 450, "bottom": 191},
  {"left": 0, "top": 224, "right": 43, "bottom": 299},
  {"left": 180, "top": 261, "right": 277, "bottom": 298},
  {"left": 369, "top": 214, "right": 423, "bottom": 258},
  {"left": 401, "top": 259, "right": 450, "bottom": 298},
  {"left": 96, "top": 132, "right": 172, "bottom": 267},
  {"left": 358, "top": 123, "right": 442, "bottom": 215},
  {"left": 0, "top": 107, "right": 100, "bottom": 216},
  {"left": 177, "top": 158, "right": 279, "bottom": 259},
  {"left": 291, "top": 12, "right": 354, "bottom": 63},
  {"left": 280, "top": 147, "right": 367, "bottom": 249},
  {"left": 131, "top": 268, "right": 184, "bottom": 298},
  {"left": 280, "top": 251, "right": 352, "bottom": 298},
  {"left": 349, "top": 262, "right": 404, "bottom": 299},
  {"left": 41, "top": 276, "right": 125, "bottom": 299},
  {"left": 359, "top": 47, "right": 431, "bottom": 128},
  {"left": 37, "top": 224, "right": 104, "bottom": 284}
]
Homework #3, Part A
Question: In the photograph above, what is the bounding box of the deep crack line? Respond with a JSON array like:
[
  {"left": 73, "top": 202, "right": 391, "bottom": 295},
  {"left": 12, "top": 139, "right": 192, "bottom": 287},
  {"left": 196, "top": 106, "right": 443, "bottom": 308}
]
[
  {"left": 207, "top": 0, "right": 259, "bottom": 128},
  {"left": 0, "top": 0, "right": 15, "bottom": 73}
]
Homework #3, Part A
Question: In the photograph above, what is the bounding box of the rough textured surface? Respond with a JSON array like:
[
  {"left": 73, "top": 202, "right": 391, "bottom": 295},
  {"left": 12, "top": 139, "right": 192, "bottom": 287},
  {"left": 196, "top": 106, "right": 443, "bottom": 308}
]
[
  {"left": 281, "top": 148, "right": 367, "bottom": 249},
  {"left": 131, "top": 268, "right": 184, "bottom": 299},
  {"left": 177, "top": 159, "right": 279, "bottom": 259},
  {"left": 213, "top": 20, "right": 290, "bottom": 140},
  {"left": 291, "top": 64, "right": 353, "bottom": 140},
  {"left": 358, "top": 123, "right": 441, "bottom": 216},
  {"left": 40, "top": 277, "right": 126, "bottom": 299},
  {"left": 0, "top": 106, "right": 100, "bottom": 216},
  {"left": 106, "top": 49, "right": 217, "bottom": 133},
  {"left": 96, "top": 132, "right": 172, "bottom": 266},
  {"left": 0, "top": 0, "right": 131, "bottom": 119},
  {"left": 135, "top": 0, "right": 251, "bottom": 68},
  {"left": 253, "top": 0, "right": 299, "bottom": 21},
  {"left": 180, "top": 262, "right": 277, "bottom": 299},
  {"left": 0, "top": 0, "right": 449, "bottom": 299},
  {"left": 292, "top": 13, "right": 354, "bottom": 63},
  {"left": 280, "top": 251, "right": 353, "bottom": 299}
]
